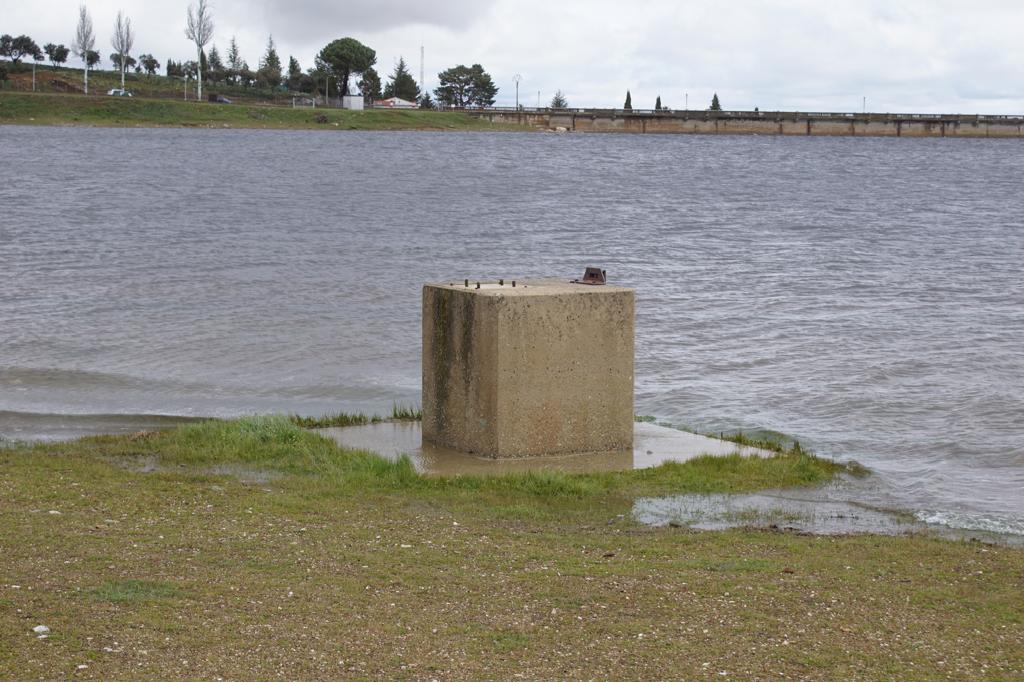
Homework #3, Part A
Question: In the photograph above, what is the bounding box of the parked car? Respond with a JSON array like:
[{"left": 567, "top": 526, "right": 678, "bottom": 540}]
[{"left": 107, "top": 88, "right": 133, "bottom": 97}]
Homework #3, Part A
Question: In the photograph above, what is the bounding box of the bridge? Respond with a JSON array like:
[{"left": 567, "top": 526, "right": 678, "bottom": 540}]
[{"left": 462, "top": 107, "right": 1024, "bottom": 138}]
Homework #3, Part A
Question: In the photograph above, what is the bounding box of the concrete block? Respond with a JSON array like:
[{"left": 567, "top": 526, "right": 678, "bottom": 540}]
[{"left": 422, "top": 280, "right": 634, "bottom": 458}]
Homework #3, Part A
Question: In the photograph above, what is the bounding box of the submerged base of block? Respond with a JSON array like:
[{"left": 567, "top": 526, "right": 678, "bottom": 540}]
[{"left": 319, "top": 422, "right": 773, "bottom": 476}]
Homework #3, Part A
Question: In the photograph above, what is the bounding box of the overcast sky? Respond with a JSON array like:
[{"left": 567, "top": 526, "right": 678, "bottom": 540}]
[{"left": 7, "top": 0, "right": 1024, "bottom": 113}]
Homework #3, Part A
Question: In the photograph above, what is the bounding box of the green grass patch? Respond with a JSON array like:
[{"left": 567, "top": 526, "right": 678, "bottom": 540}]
[
  {"left": 390, "top": 404, "right": 422, "bottom": 421},
  {"left": 0, "top": 92, "right": 532, "bottom": 132},
  {"left": 287, "top": 411, "right": 381, "bottom": 429},
  {"left": 286, "top": 404, "right": 421, "bottom": 429},
  {"left": 90, "top": 579, "right": 183, "bottom": 603},
  {"left": 33, "top": 416, "right": 848, "bottom": 504}
]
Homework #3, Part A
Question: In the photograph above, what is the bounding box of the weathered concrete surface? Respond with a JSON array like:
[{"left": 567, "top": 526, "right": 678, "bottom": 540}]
[
  {"left": 422, "top": 280, "right": 634, "bottom": 458},
  {"left": 470, "top": 109, "right": 1024, "bottom": 138},
  {"left": 318, "top": 421, "right": 774, "bottom": 475}
]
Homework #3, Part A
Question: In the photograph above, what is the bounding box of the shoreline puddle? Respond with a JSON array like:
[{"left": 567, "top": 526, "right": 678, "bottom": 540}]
[{"left": 634, "top": 483, "right": 1024, "bottom": 547}]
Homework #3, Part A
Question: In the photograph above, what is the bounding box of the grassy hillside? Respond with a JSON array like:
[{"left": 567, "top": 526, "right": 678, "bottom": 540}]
[
  {"left": 1, "top": 60, "right": 298, "bottom": 104},
  {"left": 0, "top": 91, "right": 528, "bottom": 131},
  {"left": 1, "top": 417, "right": 1021, "bottom": 679}
]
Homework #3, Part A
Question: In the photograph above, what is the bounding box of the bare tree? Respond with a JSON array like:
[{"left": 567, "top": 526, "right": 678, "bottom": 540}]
[
  {"left": 111, "top": 10, "right": 134, "bottom": 90},
  {"left": 71, "top": 4, "right": 95, "bottom": 95},
  {"left": 185, "top": 0, "right": 214, "bottom": 100}
]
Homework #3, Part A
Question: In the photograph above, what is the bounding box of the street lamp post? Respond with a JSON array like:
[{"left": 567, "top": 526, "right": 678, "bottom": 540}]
[{"left": 513, "top": 74, "right": 522, "bottom": 110}]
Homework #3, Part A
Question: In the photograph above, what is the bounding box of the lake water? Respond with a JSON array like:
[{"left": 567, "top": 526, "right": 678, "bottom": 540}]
[{"left": 1, "top": 125, "right": 1022, "bottom": 538}]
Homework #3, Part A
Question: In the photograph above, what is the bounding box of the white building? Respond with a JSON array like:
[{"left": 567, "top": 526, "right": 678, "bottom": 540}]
[
  {"left": 374, "top": 97, "right": 418, "bottom": 109},
  {"left": 342, "top": 95, "right": 364, "bottom": 110}
]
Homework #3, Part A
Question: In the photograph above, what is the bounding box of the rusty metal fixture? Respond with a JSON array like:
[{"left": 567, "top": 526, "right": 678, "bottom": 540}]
[
  {"left": 572, "top": 267, "right": 607, "bottom": 285},
  {"left": 512, "top": 280, "right": 516, "bottom": 287},
  {"left": 475, "top": 282, "right": 480, "bottom": 289},
  {"left": 499, "top": 279, "right": 504, "bottom": 286},
  {"left": 464, "top": 279, "right": 469, "bottom": 287}
]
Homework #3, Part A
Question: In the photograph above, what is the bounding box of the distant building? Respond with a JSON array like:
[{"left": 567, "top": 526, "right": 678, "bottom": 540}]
[{"left": 374, "top": 97, "right": 418, "bottom": 109}]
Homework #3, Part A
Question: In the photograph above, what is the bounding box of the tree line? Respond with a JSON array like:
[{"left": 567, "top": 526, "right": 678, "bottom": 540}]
[
  {"left": 2, "top": 3, "right": 721, "bottom": 110},
  {"left": 1, "top": 2, "right": 503, "bottom": 108}
]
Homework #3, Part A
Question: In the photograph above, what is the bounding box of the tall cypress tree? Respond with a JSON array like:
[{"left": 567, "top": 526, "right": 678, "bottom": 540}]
[
  {"left": 655, "top": 95, "right": 662, "bottom": 110},
  {"left": 624, "top": 90, "right": 632, "bottom": 110},
  {"left": 382, "top": 57, "right": 420, "bottom": 101},
  {"left": 710, "top": 93, "right": 722, "bottom": 111},
  {"left": 286, "top": 56, "right": 302, "bottom": 90},
  {"left": 258, "top": 35, "right": 282, "bottom": 88},
  {"left": 226, "top": 36, "right": 243, "bottom": 84}
]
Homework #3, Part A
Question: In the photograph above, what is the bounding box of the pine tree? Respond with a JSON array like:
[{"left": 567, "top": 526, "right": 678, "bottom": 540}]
[
  {"left": 433, "top": 64, "right": 497, "bottom": 107},
  {"left": 258, "top": 35, "right": 282, "bottom": 88},
  {"left": 655, "top": 95, "right": 662, "bottom": 111},
  {"left": 226, "top": 36, "right": 243, "bottom": 84},
  {"left": 287, "top": 56, "right": 302, "bottom": 90},
  {"left": 382, "top": 57, "right": 420, "bottom": 102},
  {"left": 623, "top": 90, "right": 632, "bottom": 110},
  {"left": 710, "top": 93, "right": 722, "bottom": 111},
  {"left": 550, "top": 89, "right": 568, "bottom": 108},
  {"left": 207, "top": 45, "right": 223, "bottom": 82},
  {"left": 419, "top": 92, "right": 434, "bottom": 109},
  {"left": 208, "top": 45, "right": 223, "bottom": 70}
]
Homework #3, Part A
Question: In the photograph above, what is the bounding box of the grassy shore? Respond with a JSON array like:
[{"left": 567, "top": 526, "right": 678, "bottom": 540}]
[
  {"left": 1, "top": 417, "right": 1021, "bottom": 679},
  {"left": 0, "top": 92, "right": 529, "bottom": 132}
]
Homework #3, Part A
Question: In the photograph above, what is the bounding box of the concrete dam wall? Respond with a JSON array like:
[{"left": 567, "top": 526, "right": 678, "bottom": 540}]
[{"left": 468, "top": 109, "right": 1024, "bottom": 138}]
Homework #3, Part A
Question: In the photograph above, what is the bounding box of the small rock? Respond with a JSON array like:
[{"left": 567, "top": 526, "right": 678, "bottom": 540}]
[
  {"left": 602, "top": 551, "right": 616, "bottom": 558},
  {"left": 48, "top": 510, "right": 61, "bottom": 515},
  {"left": 33, "top": 625, "right": 50, "bottom": 635}
]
